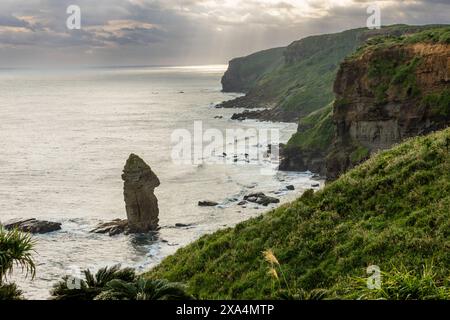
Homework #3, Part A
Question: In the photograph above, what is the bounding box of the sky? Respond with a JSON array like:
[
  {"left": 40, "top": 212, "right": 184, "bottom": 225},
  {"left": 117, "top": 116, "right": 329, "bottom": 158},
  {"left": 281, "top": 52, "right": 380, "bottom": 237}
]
[{"left": 0, "top": 0, "right": 448, "bottom": 67}]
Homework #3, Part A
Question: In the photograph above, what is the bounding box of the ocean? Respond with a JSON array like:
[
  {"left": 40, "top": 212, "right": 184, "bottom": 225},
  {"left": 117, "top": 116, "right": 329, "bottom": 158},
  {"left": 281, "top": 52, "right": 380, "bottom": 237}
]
[{"left": 0, "top": 65, "right": 319, "bottom": 299}]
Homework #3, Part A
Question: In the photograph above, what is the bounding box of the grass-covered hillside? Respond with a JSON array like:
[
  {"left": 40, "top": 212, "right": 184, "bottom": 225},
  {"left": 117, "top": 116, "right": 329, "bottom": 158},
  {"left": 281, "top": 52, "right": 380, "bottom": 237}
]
[{"left": 147, "top": 128, "right": 450, "bottom": 299}]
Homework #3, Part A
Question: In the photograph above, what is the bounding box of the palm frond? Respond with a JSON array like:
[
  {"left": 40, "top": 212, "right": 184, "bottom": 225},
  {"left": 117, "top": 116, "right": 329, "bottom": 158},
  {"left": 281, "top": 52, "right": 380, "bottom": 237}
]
[
  {"left": 51, "top": 265, "right": 137, "bottom": 300},
  {"left": 0, "top": 227, "right": 36, "bottom": 283}
]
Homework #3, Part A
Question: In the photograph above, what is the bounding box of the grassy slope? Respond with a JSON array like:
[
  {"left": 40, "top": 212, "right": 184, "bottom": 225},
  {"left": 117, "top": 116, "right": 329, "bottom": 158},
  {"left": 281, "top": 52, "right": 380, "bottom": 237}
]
[
  {"left": 285, "top": 103, "right": 334, "bottom": 154},
  {"left": 147, "top": 128, "right": 450, "bottom": 299}
]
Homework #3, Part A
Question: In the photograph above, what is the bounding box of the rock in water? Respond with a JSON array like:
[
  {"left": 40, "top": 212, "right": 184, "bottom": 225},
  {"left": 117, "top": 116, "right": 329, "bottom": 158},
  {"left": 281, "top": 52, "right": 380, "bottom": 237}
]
[
  {"left": 244, "top": 192, "right": 280, "bottom": 206},
  {"left": 198, "top": 201, "right": 218, "bottom": 207},
  {"left": 122, "top": 154, "right": 160, "bottom": 233},
  {"left": 3, "top": 218, "right": 61, "bottom": 234},
  {"left": 91, "top": 219, "right": 128, "bottom": 236}
]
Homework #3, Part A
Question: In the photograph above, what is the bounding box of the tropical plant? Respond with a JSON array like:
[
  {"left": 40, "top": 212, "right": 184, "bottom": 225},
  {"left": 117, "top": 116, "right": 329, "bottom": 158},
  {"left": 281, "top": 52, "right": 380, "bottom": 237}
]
[
  {"left": 51, "top": 264, "right": 136, "bottom": 300},
  {"left": 0, "top": 283, "right": 24, "bottom": 300},
  {"left": 95, "top": 278, "right": 193, "bottom": 300},
  {"left": 0, "top": 227, "right": 36, "bottom": 283},
  {"left": 0, "top": 227, "right": 35, "bottom": 300},
  {"left": 51, "top": 264, "right": 191, "bottom": 300}
]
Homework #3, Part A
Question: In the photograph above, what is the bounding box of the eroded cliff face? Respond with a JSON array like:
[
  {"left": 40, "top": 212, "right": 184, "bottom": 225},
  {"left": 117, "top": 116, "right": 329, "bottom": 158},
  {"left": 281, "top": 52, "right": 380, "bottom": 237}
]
[{"left": 327, "top": 42, "right": 450, "bottom": 179}]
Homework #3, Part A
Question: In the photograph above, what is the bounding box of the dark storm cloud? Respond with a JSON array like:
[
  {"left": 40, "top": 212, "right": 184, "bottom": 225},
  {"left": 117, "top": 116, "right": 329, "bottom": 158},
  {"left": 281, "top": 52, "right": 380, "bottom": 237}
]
[
  {"left": 0, "top": 0, "right": 448, "bottom": 67},
  {"left": 0, "top": 15, "right": 31, "bottom": 28}
]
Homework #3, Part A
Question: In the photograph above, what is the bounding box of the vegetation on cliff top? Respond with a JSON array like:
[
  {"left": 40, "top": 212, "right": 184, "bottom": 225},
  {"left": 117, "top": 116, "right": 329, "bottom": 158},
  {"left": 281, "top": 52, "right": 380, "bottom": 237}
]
[
  {"left": 353, "top": 26, "right": 450, "bottom": 58},
  {"left": 146, "top": 128, "right": 450, "bottom": 299}
]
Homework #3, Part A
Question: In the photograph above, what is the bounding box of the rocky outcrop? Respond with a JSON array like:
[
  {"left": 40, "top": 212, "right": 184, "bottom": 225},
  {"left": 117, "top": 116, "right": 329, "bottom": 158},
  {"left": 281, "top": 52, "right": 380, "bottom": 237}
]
[
  {"left": 198, "top": 201, "right": 218, "bottom": 207},
  {"left": 280, "top": 147, "right": 328, "bottom": 175},
  {"left": 91, "top": 219, "right": 128, "bottom": 236},
  {"left": 327, "top": 42, "right": 450, "bottom": 179},
  {"left": 2, "top": 218, "right": 61, "bottom": 234},
  {"left": 122, "top": 154, "right": 160, "bottom": 233},
  {"left": 243, "top": 192, "right": 280, "bottom": 206}
]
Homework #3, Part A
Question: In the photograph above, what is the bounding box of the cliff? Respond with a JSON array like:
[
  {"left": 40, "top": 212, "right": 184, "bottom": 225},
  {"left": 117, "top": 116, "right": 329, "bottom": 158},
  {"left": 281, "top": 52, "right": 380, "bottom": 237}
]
[
  {"left": 219, "top": 25, "right": 441, "bottom": 122},
  {"left": 221, "top": 47, "right": 285, "bottom": 93},
  {"left": 327, "top": 31, "right": 450, "bottom": 179}
]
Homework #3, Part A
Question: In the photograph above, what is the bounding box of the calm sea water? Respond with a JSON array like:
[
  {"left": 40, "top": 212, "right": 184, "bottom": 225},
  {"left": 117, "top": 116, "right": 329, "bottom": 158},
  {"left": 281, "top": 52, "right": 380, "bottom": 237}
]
[{"left": 0, "top": 65, "right": 319, "bottom": 299}]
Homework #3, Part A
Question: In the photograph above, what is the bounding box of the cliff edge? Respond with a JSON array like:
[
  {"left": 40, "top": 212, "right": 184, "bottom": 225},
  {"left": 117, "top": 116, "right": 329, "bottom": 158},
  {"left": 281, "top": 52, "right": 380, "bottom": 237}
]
[{"left": 327, "top": 33, "right": 450, "bottom": 179}]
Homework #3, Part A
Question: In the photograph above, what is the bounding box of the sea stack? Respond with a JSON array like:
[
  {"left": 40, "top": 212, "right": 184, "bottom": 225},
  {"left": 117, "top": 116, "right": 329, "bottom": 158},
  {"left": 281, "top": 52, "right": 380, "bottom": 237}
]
[{"left": 122, "top": 154, "right": 160, "bottom": 233}]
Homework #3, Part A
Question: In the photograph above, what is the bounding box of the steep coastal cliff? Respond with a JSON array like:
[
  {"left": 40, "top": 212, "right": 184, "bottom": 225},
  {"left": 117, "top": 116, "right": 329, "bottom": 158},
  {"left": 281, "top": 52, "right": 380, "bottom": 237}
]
[
  {"left": 219, "top": 28, "right": 367, "bottom": 121},
  {"left": 221, "top": 47, "right": 285, "bottom": 93},
  {"left": 327, "top": 33, "right": 450, "bottom": 179},
  {"left": 219, "top": 25, "right": 449, "bottom": 177},
  {"left": 219, "top": 25, "right": 441, "bottom": 122}
]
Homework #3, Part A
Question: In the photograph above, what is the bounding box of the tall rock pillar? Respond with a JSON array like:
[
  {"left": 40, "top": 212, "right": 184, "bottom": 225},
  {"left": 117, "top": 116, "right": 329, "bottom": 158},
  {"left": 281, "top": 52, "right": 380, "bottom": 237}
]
[{"left": 122, "top": 154, "right": 160, "bottom": 233}]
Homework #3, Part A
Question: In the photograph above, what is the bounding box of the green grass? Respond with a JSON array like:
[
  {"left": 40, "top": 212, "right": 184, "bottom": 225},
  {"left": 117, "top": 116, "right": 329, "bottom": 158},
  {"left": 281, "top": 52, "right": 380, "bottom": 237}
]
[
  {"left": 368, "top": 55, "right": 422, "bottom": 105},
  {"left": 146, "top": 128, "right": 450, "bottom": 299},
  {"left": 286, "top": 104, "right": 334, "bottom": 152},
  {"left": 422, "top": 90, "right": 450, "bottom": 117},
  {"left": 352, "top": 26, "right": 450, "bottom": 58},
  {"left": 338, "top": 264, "right": 450, "bottom": 300},
  {"left": 349, "top": 145, "right": 370, "bottom": 164}
]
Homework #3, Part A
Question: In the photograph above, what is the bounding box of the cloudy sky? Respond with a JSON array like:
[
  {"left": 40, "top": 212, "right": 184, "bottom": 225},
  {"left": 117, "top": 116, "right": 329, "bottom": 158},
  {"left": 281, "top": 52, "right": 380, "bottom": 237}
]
[{"left": 0, "top": 0, "right": 448, "bottom": 67}]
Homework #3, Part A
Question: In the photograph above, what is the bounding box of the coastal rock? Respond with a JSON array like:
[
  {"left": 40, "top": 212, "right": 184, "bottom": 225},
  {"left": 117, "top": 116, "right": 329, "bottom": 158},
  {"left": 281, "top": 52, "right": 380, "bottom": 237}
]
[
  {"left": 231, "top": 110, "right": 265, "bottom": 121},
  {"left": 122, "top": 154, "right": 160, "bottom": 233},
  {"left": 244, "top": 192, "right": 280, "bottom": 206},
  {"left": 175, "top": 223, "right": 194, "bottom": 228},
  {"left": 2, "top": 218, "right": 61, "bottom": 234},
  {"left": 286, "top": 185, "right": 295, "bottom": 191},
  {"left": 198, "top": 201, "right": 218, "bottom": 207},
  {"left": 91, "top": 219, "right": 128, "bottom": 236}
]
